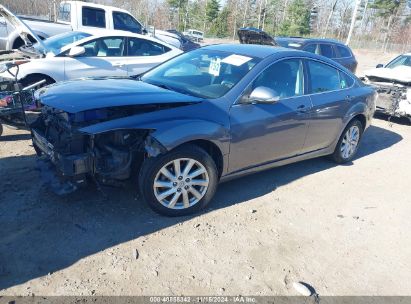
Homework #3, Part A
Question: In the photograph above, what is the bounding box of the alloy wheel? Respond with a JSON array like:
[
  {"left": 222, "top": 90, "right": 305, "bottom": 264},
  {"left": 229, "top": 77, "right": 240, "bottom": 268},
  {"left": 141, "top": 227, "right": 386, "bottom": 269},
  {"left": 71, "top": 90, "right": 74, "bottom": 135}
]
[
  {"left": 153, "top": 158, "right": 209, "bottom": 210},
  {"left": 340, "top": 125, "right": 360, "bottom": 159}
]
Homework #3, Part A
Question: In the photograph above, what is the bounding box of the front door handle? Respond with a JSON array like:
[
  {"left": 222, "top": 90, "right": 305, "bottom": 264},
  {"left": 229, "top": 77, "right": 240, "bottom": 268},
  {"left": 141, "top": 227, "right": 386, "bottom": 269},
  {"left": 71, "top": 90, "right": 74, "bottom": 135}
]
[
  {"left": 297, "top": 104, "right": 309, "bottom": 113},
  {"left": 113, "top": 62, "right": 125, "bottom": 68}
]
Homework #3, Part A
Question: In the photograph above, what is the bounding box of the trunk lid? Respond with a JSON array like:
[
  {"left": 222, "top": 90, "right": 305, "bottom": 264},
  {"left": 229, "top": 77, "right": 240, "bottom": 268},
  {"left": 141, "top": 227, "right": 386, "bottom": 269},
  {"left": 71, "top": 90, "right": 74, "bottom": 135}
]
[{"left": 237, "top": 27, "right": 277, "bottom": 46}]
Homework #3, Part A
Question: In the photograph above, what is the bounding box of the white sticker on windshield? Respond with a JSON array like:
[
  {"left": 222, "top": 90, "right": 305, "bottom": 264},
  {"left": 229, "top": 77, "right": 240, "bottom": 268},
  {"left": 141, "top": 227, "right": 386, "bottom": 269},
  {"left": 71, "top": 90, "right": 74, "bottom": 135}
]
[
  {"left": 221, "top": 54, "right": 252, "bottom": 66},
  {"left": 209, "top": 57, "right": 222, "bottom": 76}
]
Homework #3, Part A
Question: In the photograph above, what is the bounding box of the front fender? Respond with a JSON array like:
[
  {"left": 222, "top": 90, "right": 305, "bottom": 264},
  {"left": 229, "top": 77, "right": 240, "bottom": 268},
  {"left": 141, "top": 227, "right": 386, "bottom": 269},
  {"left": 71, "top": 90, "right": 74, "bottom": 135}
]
[
  {"left": 79, "top": 117, "right": 230, "bottom": 156},
  {"left": 149, "top": 119, "right": 230, "bottom": 155}
]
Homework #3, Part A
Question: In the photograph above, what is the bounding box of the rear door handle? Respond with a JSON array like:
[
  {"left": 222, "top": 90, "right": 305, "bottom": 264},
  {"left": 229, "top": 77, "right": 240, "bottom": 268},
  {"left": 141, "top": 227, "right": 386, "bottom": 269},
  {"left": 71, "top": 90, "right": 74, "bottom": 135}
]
[{"left": 345, "top": 95, "right": 354, "bottom": 102}]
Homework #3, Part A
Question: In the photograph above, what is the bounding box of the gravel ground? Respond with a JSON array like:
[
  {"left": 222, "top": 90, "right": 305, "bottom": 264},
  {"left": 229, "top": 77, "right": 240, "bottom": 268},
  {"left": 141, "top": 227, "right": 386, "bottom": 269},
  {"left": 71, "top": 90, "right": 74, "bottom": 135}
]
[{"left": 0, "top": 51, "right": 410, "bottom": 296}]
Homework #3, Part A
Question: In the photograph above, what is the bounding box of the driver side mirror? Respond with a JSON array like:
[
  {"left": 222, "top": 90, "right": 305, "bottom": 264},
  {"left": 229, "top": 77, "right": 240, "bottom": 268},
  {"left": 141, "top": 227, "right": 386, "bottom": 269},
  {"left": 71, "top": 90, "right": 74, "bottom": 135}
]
[
  {"left": 68, "top": 46, "right": 85, "bottom": 57},
  {"left": 246, "top": 86, "right": 280, "bottom": 104},
  {"left": 376, "top": 63, "right": 384, "bottom": 68}
]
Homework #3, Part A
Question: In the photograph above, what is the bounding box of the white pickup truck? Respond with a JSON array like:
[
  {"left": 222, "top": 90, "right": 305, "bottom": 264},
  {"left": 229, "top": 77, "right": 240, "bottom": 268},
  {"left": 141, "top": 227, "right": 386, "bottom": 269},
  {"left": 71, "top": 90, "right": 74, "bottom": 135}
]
[{"left": 0, "top": 1, "right": 181, "bottom": 50}]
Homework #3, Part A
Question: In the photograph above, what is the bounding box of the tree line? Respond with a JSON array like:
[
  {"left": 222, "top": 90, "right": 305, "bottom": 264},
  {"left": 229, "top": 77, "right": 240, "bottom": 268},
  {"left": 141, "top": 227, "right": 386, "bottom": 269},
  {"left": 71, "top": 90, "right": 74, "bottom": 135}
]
[{"left": 2, "top": 0, "right": 410, "bottom": 48}]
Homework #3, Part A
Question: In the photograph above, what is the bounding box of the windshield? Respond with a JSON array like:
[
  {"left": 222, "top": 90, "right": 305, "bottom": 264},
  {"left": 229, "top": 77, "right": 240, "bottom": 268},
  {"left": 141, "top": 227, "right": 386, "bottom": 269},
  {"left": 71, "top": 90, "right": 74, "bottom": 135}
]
[
  {"left": 32, "top": 31, "right": 91, "bottom": 54},
  {"left": 386, "top": 55, "right": 411, "bottom": 69},
  {"left": 141, "top": 49, "right": 261, "bottom": 99}
]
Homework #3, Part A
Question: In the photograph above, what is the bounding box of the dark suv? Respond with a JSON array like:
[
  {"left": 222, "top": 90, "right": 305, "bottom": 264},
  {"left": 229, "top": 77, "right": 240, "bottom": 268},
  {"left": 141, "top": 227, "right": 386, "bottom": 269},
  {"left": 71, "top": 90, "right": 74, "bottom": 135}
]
[{"left": 275, "top": 37, "right": 358, "bottom": 73}]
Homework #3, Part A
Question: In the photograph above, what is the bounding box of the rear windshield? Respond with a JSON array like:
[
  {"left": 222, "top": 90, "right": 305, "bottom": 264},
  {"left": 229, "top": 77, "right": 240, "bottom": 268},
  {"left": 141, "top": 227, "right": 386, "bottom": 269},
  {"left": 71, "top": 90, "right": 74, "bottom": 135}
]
[{"left": 82, "top": 7, "right": 106, "bottom": 28}]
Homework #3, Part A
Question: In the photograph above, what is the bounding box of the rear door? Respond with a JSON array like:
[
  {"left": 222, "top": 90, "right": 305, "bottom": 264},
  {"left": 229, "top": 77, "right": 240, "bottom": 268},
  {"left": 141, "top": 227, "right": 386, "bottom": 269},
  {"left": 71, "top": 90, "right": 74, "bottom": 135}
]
[
  {"left": 301, "top": 59, "right": 355, "bottom": 153},
  {"left": 63, "top": 36, "right": 128, "bottom": 80},
  {"left": 125, "top": 37, "right": 174, "bottom": 76}
]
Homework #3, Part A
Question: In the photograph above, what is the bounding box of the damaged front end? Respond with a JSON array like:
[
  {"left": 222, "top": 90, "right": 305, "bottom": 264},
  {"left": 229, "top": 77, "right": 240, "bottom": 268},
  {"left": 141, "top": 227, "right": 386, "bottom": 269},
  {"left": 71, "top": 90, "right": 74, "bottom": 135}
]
[
  {"left": 363, "top": 76, "right": 411, "bottom": 121},
  {"left": 31, "top": 105, "right": 165, "bottom": 195}
]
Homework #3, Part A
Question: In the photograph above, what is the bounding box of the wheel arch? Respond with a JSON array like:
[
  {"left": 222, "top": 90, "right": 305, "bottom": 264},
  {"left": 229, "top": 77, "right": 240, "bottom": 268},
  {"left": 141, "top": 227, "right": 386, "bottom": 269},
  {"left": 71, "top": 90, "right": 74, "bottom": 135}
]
[
  {"left": 173, "top": 139, "right": 225, "bottom": 178},
  {"left": 20, "top": 73, "right": 56, "bottom": 87}
]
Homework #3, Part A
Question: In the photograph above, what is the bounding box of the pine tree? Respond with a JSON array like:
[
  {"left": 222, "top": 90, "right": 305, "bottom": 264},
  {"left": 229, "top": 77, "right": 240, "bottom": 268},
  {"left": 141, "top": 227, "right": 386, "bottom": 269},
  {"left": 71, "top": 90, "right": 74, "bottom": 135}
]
[
  {"left": 206, "top": 0, "right": 220, "bottom": 22},
  {"left": 278, "top": 0, "right": 310, "bottom": 36}
]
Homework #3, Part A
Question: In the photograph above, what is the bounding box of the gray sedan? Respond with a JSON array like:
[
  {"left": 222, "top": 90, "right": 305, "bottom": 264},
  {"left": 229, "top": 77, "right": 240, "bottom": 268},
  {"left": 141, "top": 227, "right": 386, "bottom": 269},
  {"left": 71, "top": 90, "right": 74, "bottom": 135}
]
[{"left": 31, "top": 44, "right": 377, "bottom": 216}]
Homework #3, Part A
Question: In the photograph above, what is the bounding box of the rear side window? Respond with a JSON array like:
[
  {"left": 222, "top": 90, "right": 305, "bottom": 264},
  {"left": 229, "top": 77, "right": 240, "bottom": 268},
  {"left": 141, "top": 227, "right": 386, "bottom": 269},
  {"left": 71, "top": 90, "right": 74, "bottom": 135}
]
[
  {"left": 308, "top": 60, "right": 340, "bottom": 93},
  {"left": 319, "top": 44, "right": 335, "bottom": 58},
  {"left": 336, "top": 45, "right": 352, "bottom": 58},
  {"left": 58, "top": 3, "right": 71, "bottom": 22},
  {"left": 127, "top": 38, "right": 170, "bottom": 56},
  {"left": 82, "top": 7, "right": 106, "bottom": 28},
  {"left": 113, "top": 12, "right": 142, "bottom": 34},
  {"left": 304, "top": 44, "right": 319, "bottom": 54},
  {"left": 339, "top": 71, "right": 354, "bottom": 89}
]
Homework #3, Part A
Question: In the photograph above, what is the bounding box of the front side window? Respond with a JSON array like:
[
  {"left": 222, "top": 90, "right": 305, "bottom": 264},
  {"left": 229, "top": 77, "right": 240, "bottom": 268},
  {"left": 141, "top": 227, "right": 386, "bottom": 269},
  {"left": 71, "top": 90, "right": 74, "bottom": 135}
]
[
  {"left": 127, "top": 38, "right": 170, "bottom": 56},
  {"left": 386, "top": 55, "right": 411, "bottom": 68},
  {"left": 319, "top": 44, "right": 335, "bottom": 58},
  {"left": 82, "top": 7, "right": 106, "bottom": 28},
  {"left": 308, "top": 60, "right": 348, "bottom": 93},
  {"left": 113, "top": 12, "right": 142, "bottom": 34},
  {"left": 251, "top": 59, "right": 304, "bottom": 99},
  {"left": 80, "top": 37, "right": 125, "bottom": 57},
  {"left": 141, "top": 49, "right": 260, "bottom": 99}
]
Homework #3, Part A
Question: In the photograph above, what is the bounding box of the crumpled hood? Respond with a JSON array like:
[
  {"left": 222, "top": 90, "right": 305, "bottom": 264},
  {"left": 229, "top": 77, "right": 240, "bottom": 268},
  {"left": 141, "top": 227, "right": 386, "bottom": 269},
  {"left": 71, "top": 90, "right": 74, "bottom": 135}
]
[
  {"left": 364, "top": 66, "right": 411, "bottom": 84},
  {"left": 36, "top": 78, "right": 203, "bottom": 113}
]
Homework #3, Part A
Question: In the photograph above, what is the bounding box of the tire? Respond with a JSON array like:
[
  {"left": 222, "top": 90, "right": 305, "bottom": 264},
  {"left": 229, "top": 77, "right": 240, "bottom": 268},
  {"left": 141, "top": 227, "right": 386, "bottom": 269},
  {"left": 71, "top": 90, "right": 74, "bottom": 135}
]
[
  {"left": 331, "top": 119, "right": 363, "bottom": 163},
  {"left": 20, "top": 75, "right": 54, "bottom": 89},
  {"left": 139, "top": 144, "right": 218, "bottom": 216},
  {"left": 0, "top": 124, "right": 3, "bottom": 137}
]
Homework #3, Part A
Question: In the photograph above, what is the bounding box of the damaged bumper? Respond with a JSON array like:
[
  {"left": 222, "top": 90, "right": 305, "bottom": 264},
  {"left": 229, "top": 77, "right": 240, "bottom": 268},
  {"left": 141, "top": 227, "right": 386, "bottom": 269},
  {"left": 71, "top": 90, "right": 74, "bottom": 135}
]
[
  {"left": 364, "top": 80, "right": 411, "bottom": 119},
  {"left": 32, "top": 129, "right": 92, "bottom": 176},
  {"left": 32, "top": 128, "right": 91, "bottom": 194},
  {"left": 30, "top": 106, "right": 167, "bottom": 195}
]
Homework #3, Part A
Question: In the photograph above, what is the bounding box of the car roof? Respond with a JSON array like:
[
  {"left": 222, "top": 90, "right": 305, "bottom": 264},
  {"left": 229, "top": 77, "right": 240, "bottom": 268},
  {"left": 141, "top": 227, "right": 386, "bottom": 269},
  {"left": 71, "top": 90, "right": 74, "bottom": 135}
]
[
  {"left": 275, "top": 36, "right": 347, "bottom": 47},
  {"left": 203, "top": 44, "right": 294, "bottom": 59}
]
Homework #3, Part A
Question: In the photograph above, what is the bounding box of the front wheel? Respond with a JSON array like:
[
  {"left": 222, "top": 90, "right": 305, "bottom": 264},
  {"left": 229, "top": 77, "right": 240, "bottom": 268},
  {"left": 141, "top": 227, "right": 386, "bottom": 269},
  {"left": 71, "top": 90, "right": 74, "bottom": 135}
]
[
  {"left": 139, "top": 144, "right": 218, "bottom": 216},
  {"left": 331, "top": 119, "right": 363, "bottom": 163}
]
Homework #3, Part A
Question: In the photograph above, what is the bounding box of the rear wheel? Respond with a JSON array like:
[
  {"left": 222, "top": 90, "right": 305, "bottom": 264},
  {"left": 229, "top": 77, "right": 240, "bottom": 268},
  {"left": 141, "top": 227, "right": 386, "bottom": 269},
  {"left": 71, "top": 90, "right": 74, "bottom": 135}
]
[
  {"left": 332, "top": 119, "right": 363, "bottom": 163},
  {"left": 139, "top": 144, "right": 218, "bottom": 216},
  {"left": 0, "top": 123, "right": 3, "bottom": 137}
]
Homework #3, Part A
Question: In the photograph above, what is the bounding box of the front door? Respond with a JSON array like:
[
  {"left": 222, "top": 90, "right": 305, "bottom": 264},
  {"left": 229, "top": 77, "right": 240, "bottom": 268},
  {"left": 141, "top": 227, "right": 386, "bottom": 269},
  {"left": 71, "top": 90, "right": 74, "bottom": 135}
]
[
  {"left": 228, "top": 58, "right": 312, "bottom": 173},
  {"left": 64, "top": 36, "right": 128, "bottom": 80}
]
